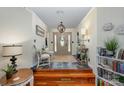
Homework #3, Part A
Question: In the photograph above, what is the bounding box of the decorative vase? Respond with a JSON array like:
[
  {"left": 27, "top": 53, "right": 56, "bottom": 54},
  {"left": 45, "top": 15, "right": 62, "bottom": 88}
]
[
  {"left": 6, "top": 73, "right": 13, "bottom": 79},
  {"left": 106, "top": 50, "right": 114, "bottom": 57}
]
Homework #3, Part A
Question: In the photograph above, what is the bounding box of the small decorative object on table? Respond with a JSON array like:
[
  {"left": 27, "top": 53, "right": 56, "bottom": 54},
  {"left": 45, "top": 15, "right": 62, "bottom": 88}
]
[{"left": 2, "top": 64, "right": 14, "bottom": 79}]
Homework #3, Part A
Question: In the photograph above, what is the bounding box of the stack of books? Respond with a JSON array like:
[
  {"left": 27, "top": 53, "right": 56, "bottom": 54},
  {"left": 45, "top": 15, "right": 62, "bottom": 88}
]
[
  {"left": 113, "top": 61, "right": 124, "bottom": 74},
  {"left": 97, "top": 79, "right": 112, "bottom": 86},
  {"left": 97, "top": 67, "right": 113, "bottom": 80}
]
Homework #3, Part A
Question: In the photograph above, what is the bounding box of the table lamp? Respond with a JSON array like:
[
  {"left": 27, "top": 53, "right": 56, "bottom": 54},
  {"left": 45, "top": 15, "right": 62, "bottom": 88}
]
[{"left": 2, "top": 45, "right": 22, "bottom": 73}]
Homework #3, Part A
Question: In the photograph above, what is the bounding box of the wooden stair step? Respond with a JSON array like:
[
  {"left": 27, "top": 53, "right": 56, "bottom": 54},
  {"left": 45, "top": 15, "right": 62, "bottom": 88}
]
[
  {"left": 34, "top": 77, "right": 95, "bottom": 81},
  {"left": 34, "top": 69, "right": 93, "bottom": 73},
  {"left": 34, "top": 73, "right": 95, "bottom": 78},
  {"left": 34, "top": 81, "right": 95, "bottom": 86}
]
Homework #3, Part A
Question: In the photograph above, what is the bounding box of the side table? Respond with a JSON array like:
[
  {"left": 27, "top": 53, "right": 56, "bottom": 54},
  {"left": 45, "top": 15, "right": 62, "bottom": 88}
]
[{"left": 0, "top": 68, "right": 33, "bottom": 86}]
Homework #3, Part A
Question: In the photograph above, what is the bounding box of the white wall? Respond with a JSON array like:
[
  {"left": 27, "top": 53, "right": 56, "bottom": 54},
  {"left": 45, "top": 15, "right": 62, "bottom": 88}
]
[
  {"left": 48, "top": 28, "right": 77, "bottom": 55},
  {"left": 77, "top": 8, "right": 97, "bottom": 74},
  {"left": 32, "top": 11, "right": 47, "bottom": 50},
  {"left": 0, "top": 8, "right": 47, "bottom": 78},
  {"left": 31, "top": 10, "right": 47, "bottom": 66},
  {"left": 97, "top": 8, "right": 124, "bottom": 49}
]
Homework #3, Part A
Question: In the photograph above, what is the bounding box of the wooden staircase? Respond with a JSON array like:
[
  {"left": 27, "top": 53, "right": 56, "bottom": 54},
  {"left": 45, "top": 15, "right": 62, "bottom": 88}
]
[{"left": 33, "top": 69, "right": 95, "bottom": 86}]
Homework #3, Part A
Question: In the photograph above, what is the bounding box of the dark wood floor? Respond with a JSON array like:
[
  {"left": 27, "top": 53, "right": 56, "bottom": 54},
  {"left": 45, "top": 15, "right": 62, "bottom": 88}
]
[{"left": 33, "top": 68, "right": 95, "bottom": 86}]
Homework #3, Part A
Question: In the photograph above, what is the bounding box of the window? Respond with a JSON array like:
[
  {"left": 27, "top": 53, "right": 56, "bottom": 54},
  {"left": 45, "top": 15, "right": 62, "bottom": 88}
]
[
  {"left": 68, "top": 35, "right": 71, "bottom": 52},
  {"left": 54, "top": 35, "right": 57, "bottom": 52},
  {"left": 60, "top": 35, "right": 64, "bottom": 47}
]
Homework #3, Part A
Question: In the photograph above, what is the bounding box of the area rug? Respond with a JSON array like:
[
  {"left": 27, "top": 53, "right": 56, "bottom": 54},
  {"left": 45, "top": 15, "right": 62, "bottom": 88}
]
[
  {"left": 50, "top": 62, "right": 78, "bottom": 69},
  {"left": 50, "top": 62, "right": 90, "bottom": 69}
]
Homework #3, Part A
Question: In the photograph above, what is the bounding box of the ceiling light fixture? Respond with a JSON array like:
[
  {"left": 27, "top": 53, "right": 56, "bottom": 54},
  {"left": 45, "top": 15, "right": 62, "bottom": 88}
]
[
  {"left": 57, "top": 21, "right": 66, "bottom": 33},
  {"left": 56, "top": 10, "right": 66, "bottom": 33}
]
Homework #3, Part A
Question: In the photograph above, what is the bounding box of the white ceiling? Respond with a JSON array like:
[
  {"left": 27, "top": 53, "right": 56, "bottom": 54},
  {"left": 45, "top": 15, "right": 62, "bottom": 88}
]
[{"left": 30, "top": 7, "right": 91, "bottom": 28}]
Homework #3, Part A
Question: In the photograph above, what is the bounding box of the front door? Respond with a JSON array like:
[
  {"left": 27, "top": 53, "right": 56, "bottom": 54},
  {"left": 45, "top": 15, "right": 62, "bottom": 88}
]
[{"left": 53, "top": 32, "right": 72, "bottom": 55}]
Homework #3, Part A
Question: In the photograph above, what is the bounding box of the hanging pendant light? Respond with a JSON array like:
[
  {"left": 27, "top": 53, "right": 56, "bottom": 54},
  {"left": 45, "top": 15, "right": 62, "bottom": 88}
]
[{"left": 57, "top": 21, "right": 66, "bottom": 33}]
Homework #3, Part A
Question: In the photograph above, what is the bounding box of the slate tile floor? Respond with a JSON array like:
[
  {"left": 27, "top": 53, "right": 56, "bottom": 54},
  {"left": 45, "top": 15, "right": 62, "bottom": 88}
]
[{"left": 49, "top": 62, "right": 89, "bottom": 69}]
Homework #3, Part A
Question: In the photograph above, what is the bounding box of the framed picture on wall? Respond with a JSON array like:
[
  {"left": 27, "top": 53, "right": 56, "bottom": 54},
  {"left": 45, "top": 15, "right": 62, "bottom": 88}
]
[{"left": 36, "top": 25, "right": 45, "bottom": 37}]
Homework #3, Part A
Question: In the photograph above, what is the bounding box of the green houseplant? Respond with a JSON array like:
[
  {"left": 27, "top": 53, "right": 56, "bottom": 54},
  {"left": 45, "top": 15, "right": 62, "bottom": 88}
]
[
  {"left": 80, "top": 52, "right": 87, "bottom": 61},
  {"left": 104, "top": 37, "right": 119, "bottom": 57},
  {"left": 2, "top": 64, "right": 14, "bottom": 79},
  {"left": 119, "top": 76, "right": 124, "bottom": 83}
]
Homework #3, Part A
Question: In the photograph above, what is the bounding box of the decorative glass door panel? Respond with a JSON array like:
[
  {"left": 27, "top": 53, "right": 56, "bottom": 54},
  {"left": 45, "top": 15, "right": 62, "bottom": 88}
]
[{"left": 53, "top": 32, "right": 72, "bottom": 55}]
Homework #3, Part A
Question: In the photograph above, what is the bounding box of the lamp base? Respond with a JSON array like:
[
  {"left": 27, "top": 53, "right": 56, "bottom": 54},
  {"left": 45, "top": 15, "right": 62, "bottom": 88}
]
[{"left": 10, "top": 56, "right": 17, "bottom": 73}]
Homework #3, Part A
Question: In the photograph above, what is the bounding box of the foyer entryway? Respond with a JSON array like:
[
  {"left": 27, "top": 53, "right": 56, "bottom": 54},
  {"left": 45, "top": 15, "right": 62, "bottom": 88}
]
[
  {"left": 53, "top": 32, "right": 72, "bottom": 55},
  {"left": 34, "top": 55, "right": 95, "bottom": 86}
]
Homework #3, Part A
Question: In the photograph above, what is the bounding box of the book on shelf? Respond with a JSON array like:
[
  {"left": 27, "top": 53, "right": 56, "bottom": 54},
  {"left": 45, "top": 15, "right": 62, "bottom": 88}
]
[
  {"left": 121, "top": 64, "right": 124, "bottom": 73},
  {"left": 97, "top": 79, "right": 112, "bottom": 86},
  {"left": 98, "top": 67, "right": 113, "bottom": 80},
  {"left": 97, "top": 67, "right": 103, "bottom": 77},
  {"left": 97, "top": 79, "right": 104, "bottom": 86},
  {"left": 117, "top": 62, "right": 120, "bottom": 72},
  {"left": 112, "top": 61, "right": 124, "bottom": 74},
  {"left": 113, "top": 60, "right": 117, "bottom": 72}
]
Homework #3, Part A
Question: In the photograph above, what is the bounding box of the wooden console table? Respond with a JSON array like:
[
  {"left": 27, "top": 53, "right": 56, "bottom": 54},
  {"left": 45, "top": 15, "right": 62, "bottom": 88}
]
[{"left": 0, "top": 68, "right": 33, "bottom": 86}]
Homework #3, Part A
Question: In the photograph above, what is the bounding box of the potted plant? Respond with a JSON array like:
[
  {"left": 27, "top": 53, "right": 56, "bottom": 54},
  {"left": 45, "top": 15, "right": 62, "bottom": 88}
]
[
  {"left": 2, "top": 64, "right": 14, "bottom": 79},
  {"left": 80, "top": 48, "right": 88, "bottom": 64},
  {"left": 104, "top": 37, "right": 119, "bottom": 57},
  {"left": 119, "top": 76, "right": 124, "bottom": 83},
  {"left": 80, "top": 52, "right": 87, "bottom": 61}
]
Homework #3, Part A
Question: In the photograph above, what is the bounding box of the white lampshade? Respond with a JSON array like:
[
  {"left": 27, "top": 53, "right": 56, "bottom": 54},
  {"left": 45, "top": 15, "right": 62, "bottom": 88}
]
[{"left": 2, "top": 45, "right": 22, "bottom": 57}]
